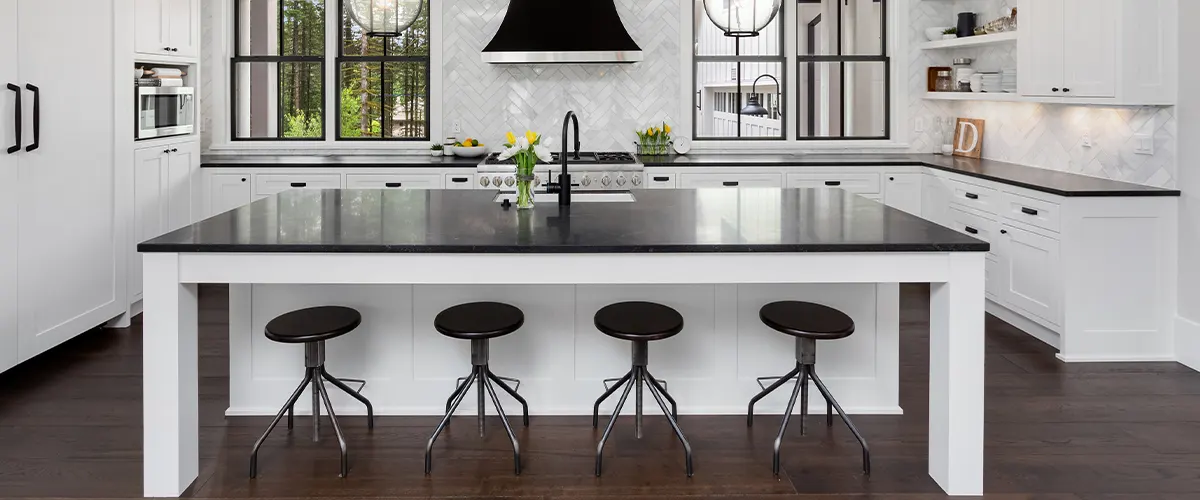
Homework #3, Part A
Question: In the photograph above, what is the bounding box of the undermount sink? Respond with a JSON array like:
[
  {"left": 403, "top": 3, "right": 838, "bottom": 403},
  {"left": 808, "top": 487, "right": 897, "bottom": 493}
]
[{"left": 492, "top": 191, "right": 637, "bottom": 204}]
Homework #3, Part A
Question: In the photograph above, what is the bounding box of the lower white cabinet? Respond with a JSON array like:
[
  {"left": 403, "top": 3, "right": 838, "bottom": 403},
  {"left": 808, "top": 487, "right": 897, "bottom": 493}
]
[
  {"left": 445, "top": 173, "right": 475, "bottom": 189},
  {"left": 646, "top": 173, "right": 677, "bottom": 189},
  {"left": 255, "top": 173, "right": 342, "bottom": 196},
  {"left": 995, "top": 223, "right": 1062, "bottom": 327},
  {"left": 679, "top": 172, "right": 783, "bottom": 188},
  {"left": 883, "top": 173, "right": 923, "bottom": 216},
  {"left": 346, "top": 173, "right": 442, "bottom": 190},
  {"left": 207, "top": 173, "right": 253, "bottom": 217},
  {"left": 786, "top": 171, "right": 881, "bottom": 194},
  {"left": 132, "top": 140, "right": 199, "bottom": 301}
]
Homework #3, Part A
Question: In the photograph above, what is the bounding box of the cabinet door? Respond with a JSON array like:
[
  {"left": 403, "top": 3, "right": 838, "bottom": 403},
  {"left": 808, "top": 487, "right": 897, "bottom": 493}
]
[
  {"left": 135, "top": 0, "right": 169, "bottom": 56},
  {"left": 997, "top": 224, "right": 1062, "bottom": 326},
  {"left": 1018, "top": 0, "right": 1066, "bottom": 97},
  {"left": 131, "top": 147, "right": 168, "bottom": 302},
  {"left": 345, "top": 173, "right": 442, "bottom": 189},
  {"left": 1061, "top": 0, "right": 1117, "bottom": 98},
  {"left": 165, "top": 141, "right": 198, "bottom": 232},
  {"left": 679, "top": 172, "right": 783, "bottom": 188},
  {"left": 163, "top": 0, "right": 197, "bottom": 57},
  {"left": 786, "top": 172, "right": 881, "bottom": 194},
  {"left": 883, "top": 173, "right": 922, "bottom": 216},
  {"left": 16, "top": 0, "right": 122, "bottom": 360},
  {"left": 0, "top": 0, "right": 18, "bottom": 373},
  {"left": 208, "top": 173, "right": 253, "bottom": 217}
]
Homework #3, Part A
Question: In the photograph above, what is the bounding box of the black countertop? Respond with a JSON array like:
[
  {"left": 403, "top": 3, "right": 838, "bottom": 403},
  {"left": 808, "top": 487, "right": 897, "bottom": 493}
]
[
  {"left": 138, "top": 188, "right": 988, "bottom": 254},
  {"left": 200, "top": 154, "right": 482, "bottom": 168},
  {"left": 641, "top": 153, "right": 1181, "bottom": 197}
]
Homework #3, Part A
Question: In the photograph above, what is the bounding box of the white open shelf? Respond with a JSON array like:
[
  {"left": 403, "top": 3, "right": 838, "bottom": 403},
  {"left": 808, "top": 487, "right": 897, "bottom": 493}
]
[{"left": 920, "top": 32, "right": 1018, "bottom": 50}]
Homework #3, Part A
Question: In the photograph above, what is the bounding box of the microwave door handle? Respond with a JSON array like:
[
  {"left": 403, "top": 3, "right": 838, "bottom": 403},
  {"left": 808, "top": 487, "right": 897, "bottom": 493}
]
[
  {"left": 25, "top": 84, "right": 39, "bottom": 152},
  {"left": 6, "top": 84, "right": 19, "bottom": 154}
]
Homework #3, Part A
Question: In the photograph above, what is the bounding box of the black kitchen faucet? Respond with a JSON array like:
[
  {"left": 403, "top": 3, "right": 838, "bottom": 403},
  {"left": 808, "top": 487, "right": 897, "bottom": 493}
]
[{"left": 547, "top": 111, "right": 581, "bottom": 206}]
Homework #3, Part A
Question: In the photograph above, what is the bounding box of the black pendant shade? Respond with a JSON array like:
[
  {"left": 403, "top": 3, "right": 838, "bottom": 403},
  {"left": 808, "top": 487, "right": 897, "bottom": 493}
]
[{"left": 482, "top": 0, "right": 643, "bottom": 64}]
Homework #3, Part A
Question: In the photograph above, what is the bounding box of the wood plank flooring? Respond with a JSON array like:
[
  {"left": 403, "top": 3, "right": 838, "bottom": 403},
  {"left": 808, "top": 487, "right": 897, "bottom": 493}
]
[{"left": 1, "top": 284, "right": 1198, "bottom": 499}]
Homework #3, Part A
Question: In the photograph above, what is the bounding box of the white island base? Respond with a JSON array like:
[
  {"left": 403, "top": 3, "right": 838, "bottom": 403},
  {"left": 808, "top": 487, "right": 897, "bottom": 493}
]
[{"left": 227, "top": 282, "right": 901, "bottom": 417}]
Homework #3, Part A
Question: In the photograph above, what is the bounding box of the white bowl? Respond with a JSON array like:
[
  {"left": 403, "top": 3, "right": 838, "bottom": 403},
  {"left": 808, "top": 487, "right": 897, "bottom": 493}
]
[
  {"left": 452, "top": 145, "right": 488, "bottom": 158},
  {"left": 925, "top": 27, "right": 952, "bottom": 41}
]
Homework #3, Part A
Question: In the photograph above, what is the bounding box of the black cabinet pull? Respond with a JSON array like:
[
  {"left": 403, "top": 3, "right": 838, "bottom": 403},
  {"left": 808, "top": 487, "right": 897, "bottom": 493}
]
[
  {"left": 824, "top": 180, "right": 842, "bottom": 186},
  {"left": 163, "top": 149, "right": 171, "bottom": 154},
  {"left": 1063, "top": 88, "right": 1070, "bottom": 93},
  {"left": 965, "top": 226, "right": 979, "bottom": 235},
  {"left": 385, "top": 182, "right": 403, "bottom": 188},
  {"left": 7, "top": 83, "right": 20, "bottom": 154},
  {"left": 653, "top": 176, "right": 670, "bottom": 182},
  {"left": 24, "top": 84, "right": 38, "bottom": 152},
  {"left": 171, "top": 48, "right": 179, "bottom": 52},
  {"left": 164, "top": 47, "right": 171, "bottom": 51},
  {"left": 1052, "top": 87, "right": 1061, "bottom": 92},
  {"left": 964, "top": 192, "right": 979, "bottom": 200},
  {"left": 1000, "top": 229, "right": 1009, "bottom": 235},
  {"left": 889, "top": 176, "right": 895, "bottom": 181},
  {"left": 170, "top": 148, "right": 178, "bottom": 153},
  {"left": 451, "top": 177, "right": 468, "bottom": 183},
  {"left": 289, "top": 182, "right": 307, "bottom": 188},
  {"left": 722, "top": 181, "right": 739, "bottom": 187},
  {"left": 1021, "top": 207, "right": 1039, "bottom": 216}
]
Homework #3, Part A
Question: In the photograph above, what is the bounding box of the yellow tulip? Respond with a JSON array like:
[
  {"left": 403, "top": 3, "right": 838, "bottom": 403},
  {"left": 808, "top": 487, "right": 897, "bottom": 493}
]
[
  {"left": 506, "top": 131, "right": 516, "bottom": 145},
  {"left": 647, "top": 127, "right": 655, "bottom": 137},
  {"left": 525, "top": 130, "right": 538, "bottom": 144},
  {"left": 664, "top": 123, "right": 672, "bottom": 134}
]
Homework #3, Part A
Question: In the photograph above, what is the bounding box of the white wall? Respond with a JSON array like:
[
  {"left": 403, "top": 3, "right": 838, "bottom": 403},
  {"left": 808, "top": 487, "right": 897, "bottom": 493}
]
[{"left": 1175, "top": 0, "right": 1200, "bottom": 369}]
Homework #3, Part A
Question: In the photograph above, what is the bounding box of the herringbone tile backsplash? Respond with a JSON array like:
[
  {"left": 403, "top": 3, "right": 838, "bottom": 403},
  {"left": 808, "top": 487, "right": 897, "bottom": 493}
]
[{"left": 443, "top": 0, "right": 681, "bottom": 151}]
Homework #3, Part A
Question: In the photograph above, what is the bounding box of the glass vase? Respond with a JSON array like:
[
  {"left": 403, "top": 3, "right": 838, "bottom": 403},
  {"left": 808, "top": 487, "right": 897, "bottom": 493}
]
[{"left": 515, "top": 174, "right": 535, "bottom": 210}]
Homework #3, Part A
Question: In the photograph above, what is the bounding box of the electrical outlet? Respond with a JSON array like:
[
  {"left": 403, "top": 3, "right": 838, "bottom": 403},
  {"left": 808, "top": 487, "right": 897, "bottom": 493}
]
[
  {"left": 1081, "top": 131, "right": 1093, "bottom": 148},
  {"left": 453, "top": 120, "right": 462, "bottom": 134},
  {"left": 1134, "top": 134, "right": 1154, "bottom": 155}
]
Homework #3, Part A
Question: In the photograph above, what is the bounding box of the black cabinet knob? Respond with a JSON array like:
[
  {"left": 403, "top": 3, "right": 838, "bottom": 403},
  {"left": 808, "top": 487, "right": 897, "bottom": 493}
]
[
  {"left": 1063, "top": 88, "right": 1070, "bottom": 93},
  {"left": 1000, "top": 229, "right": 1008, "bottom": 235},
  {"left": 240, "top": 178, "right": 247, "bottom": 182},
  {"left": 1052, "top": 88, "right": 1060, "bottom": 92},
  {"left": 163, "top": 47, "right": 171, "bottom": 51},
  {"left": 889, "top": 177, "right": 895, "bottom": 181},
  {"left": 163, "top": 149, "right": 171, "bottom": 154},
  {"left": 171, "top": 48, "right": 178, "bottom": 52},
  {"left": 170, "top": 148, "right": 178, "bottom": 153}
]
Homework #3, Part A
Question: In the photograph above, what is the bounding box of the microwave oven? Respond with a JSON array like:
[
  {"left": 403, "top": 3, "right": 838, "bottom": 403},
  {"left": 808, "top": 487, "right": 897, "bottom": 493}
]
[{"left": 136, "top": 86, "right": 195, "bottom": 140}]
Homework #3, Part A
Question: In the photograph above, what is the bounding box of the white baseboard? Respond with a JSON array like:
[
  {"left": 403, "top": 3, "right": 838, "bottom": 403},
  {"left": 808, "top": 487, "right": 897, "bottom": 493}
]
[
  {"left": 986, "top": 300, "right": 1060, "bottom": 349},
  {"left": 1055, "top": 353, "right": 1177, "bottom": 363},
  {"left": 1177, "top": 315, "right": 1200, "bottom": 372},
  {"left": 224, "top": 405, "right": 906, "bottom": 418}
]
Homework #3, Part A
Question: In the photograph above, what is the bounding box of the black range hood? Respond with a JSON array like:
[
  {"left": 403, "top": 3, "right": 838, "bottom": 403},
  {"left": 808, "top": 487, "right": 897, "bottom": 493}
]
[{"left": 482, "top": 0, "right": 644, "bottom": 64}]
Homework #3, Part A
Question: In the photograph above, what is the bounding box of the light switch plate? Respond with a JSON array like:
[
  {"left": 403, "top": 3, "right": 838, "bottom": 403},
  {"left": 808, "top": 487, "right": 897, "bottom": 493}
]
[{"left": 1134, "top": 134, "right": 1154, "bottom": 155}]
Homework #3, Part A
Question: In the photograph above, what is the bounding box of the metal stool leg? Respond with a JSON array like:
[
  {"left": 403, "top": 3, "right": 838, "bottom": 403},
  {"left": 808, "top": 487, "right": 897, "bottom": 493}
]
[
  {"left": 483, "top": 374, "right": 522, "bottom": 475},
  {"left": 635, "top": 367, "right": 644, "bottom": 439},
  {"left": 592, "top": 370, "right": 632, "bottom": 428},
  {"left": 250, "top": 369, "right": 313, "bottom": 478},
  {"left": 799, "top": 368, "right": 810, "bottom": 437},
  {"left": 645, "top": 370, "right": 693, "bottom": 477},
  {"left": 445, "top": 372, "right": 473, "bottom": 416},
  {"left": 595, "top": 374, "right": 635, "bottom": 477},
  {"left": 747, "top": 364, "right": 801, "bottom": 427},
  {"left": 487, "top": 370, "right": 529, "bottom": 427},
  {"left": 426, "top": 370, "right": 477, "bottom": 474},
  {"left": 321, "top": 368, "right": 374, "bottom": 430},
  {"left": 771, "top": 371, "right": 805, "bottom": 476},
  {"left": 314, "top": 376, "right": 349, "bottom": 477},
  {"left": 311, "top": 371, "right": 321, "bottom": 442},
  {"left": 810, "top": 370, "right": 871, "bottom": 476}
]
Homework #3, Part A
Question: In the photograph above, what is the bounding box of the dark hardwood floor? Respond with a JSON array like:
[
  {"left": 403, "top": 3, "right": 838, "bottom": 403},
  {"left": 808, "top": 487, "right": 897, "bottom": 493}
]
[{"left": 2, "top": 284, "right": 1199, "bottom": 499}]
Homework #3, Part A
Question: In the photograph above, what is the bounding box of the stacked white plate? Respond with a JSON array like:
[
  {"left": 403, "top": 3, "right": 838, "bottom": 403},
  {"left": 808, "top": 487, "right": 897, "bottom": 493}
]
[
  {"left": 1001, "top": 68, "right": 1018, "bottom": 93},
  {"left": 980, "top": 72, "right": 1004, "bottom": 93}
]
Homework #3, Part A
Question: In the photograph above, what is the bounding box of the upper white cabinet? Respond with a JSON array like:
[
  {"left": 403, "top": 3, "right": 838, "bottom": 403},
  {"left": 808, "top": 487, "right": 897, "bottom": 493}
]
[
  {"left": 1018, "top": 0, "right": 1176, "bottom": 105},
  {"left": 136, "top": 0, "right": 198, "bottom": 58}
]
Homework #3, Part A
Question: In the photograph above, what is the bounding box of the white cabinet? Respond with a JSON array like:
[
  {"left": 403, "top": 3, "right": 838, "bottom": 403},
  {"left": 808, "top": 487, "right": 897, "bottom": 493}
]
[
  {"left": 1018, "top": 0, "right": 1175, "bottom": 104},
  {"left": 996, "top": 224, "right": 1062, "bottom": 327},
  {"left": 207, "top": 173, "right": 253, "bottom": 217},
  {"left": 136, "top": 0, "right": 198, "bottom": 57},
  {"left": 346, "top": 173, "right": 442, "bottom": 190},
  {"left": 786, "top": 172, "right": 881, "bottom": 194},
  {"left": 445, "top": 173, "right": 475, "bottom": 189},
  {"left": 883, "top": 173, "right": 922, "bottom": 216},
  {"left": 646, "top": 173, "right": 677, "bottom": 189},
  {"left": 1, "top": 0, "right": 123, "bottom": 368},
  {"left": 255, "top": 173, "right": 342, "bottom": 196},
  {"left": 679, "top": 172, "right": 783, "bottom": 188},
  {"left": 131, "top": 141, "right": 198, "bottom": 301}
]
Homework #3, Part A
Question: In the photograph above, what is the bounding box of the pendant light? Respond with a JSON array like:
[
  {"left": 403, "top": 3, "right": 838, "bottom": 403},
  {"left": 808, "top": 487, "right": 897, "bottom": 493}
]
[
  {"left": 345, "top": 0, "right": 423, "bottom": 38},
  {"left": 702, "top": 0, "right": 783, "bottom": 38}
]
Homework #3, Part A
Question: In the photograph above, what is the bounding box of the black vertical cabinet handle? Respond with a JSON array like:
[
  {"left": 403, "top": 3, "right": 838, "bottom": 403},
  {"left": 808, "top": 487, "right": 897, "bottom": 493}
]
[
  {"left": 6, "top": 84, "right": 20, "bottom": 154},
  {"left": 24, "top": 84, "right": 38, "bottom": 152},
  {"left": 289, "top": 182, "right": 307, "bottom": 188},
  {"left": 1021, "top": 207, "right": 1039, "bottom": 216},
  {"left": 722, "top": 181, "right": 739, "bottom": 187},
  {"left": 385, "top": 182, "right": 403, "bottom": 188}
]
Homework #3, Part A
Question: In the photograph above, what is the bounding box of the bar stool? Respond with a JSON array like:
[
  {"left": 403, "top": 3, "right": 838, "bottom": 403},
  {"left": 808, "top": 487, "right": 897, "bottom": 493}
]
[
  {"left": 747, "top": 301, "right": 870, "bottom": 476},
  {"left": 249, "top": 306, "right": 374, "bottom": 478},
  {"left": 425, "top": 302, "right": 529, "bottom": 476},
  {"left": 593, "top": 301, "right": 693, "bottom": 477}
]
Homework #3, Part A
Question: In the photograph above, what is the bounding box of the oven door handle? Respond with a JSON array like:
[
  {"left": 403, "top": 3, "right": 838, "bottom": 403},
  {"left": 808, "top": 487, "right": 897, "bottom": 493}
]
[
  {"left": 25, "top": 84, "right": 39, "bottom": 152},
  {"left": 6, "top": 84, "right": 20, "bottom": 154}
]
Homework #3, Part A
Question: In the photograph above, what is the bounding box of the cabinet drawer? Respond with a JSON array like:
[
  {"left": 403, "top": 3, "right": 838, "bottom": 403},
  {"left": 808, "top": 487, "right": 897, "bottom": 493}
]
[
  {"left": 646, "top": 173, "right": 677, "bottom": 189},
  {"left": 345, "top": 174, "right": 441, "bottom": 190},
  {"left": 786, "top": 172, "right": 881, "bottom": 194},
  {"left": 947, "top": 206, "right": 999, "bottom": 257},
  {"left": 444, "top": 173, "right": 475, "bottom": 190},
  {"left": 255, "top": 174, "right": 342, "bottom": 196},
  {"left": 679, "top": 172, "right": 783, "bottom": 188},
  {"left": 945, "top": 177, "right": 1000, "bottom": 215},
  {"left": 1002, "top": 192, "right": 1061, "bottom": 233}
]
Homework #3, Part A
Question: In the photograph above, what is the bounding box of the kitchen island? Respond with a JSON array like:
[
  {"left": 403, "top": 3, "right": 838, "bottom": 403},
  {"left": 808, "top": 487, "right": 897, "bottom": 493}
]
[{"left": 139, "top": 187, "right": 988, "bottom": 497}]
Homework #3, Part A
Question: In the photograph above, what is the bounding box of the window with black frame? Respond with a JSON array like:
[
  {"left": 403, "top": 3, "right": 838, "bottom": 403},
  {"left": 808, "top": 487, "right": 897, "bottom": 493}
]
[
  {"left": 796, "top": 0, "right": 889, "bottom": 140},
  {"left": 693, "top": 0, "right": 785, "bottom": 140},
  {"left": 337, "top": 0, "right": 429, "bottom": 141},
  {"left": 231, "top": 0, "right": 326, "bottom": 140}
]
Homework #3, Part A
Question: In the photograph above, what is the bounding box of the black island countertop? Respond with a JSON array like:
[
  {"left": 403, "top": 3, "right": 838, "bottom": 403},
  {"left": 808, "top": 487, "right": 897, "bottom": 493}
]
[{"left": 138, "top": 188, "right": 988, "bottom": 254}]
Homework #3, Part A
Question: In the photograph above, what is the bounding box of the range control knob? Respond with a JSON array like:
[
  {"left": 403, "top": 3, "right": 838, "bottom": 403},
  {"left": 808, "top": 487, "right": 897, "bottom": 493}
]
[
  {"left": 601, "top": 175, "right": 612, "bottom": 187},
  {"left": 504, "top": 176, "right": 515, "bottom": 187},
  {"left": 480, "top": 176, "right": 491, "bottom": 187},
  {"left": 493, "top": 176, "right": 503, "bottom": 187},
  {"left": 581, "top": 175, "right": 592, "bottom": 187},
  {"left": 616, "top": 175, "right": 627, "bottom": 187},
  {"left": 631, "top": 175, "right": 642, "bottom": 186}
]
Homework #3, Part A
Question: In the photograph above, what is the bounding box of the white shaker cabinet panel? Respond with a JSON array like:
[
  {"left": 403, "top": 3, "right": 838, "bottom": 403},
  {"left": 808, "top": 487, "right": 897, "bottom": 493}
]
[
  {"left": 132, "top": 148, "right": 169, "bottom": 302},
  {"left": 134, "top": 0, "right": 169, "bottom": 57},
  {"left": 163, "top": 0, "right": 198, "bottom": 57},
  {"left": 997, "top": 224, "right": 1062, "bottom": 328},
  {"left": 166, "top": 141, "right": 198, "bottom": 232},
  {"left": 0, "top": 0, "right": 18, "bottom": 374},
  {"left": 1018, "top": 0, "right": 1066, "bottom": 97},
  {"left": 207, "top": 173, "right": 253, "bottom": 217},
  {"left": 883, "top": 173, "right": 922, "bottom": 216},
  {"left": 1061, "top": 0, "right": 1118, "bottom": 98}
]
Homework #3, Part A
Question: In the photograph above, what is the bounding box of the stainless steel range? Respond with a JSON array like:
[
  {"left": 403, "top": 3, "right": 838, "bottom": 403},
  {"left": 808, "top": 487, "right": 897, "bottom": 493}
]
[{"left": 475, "top": 151, "right": 644, "bottom": 191}]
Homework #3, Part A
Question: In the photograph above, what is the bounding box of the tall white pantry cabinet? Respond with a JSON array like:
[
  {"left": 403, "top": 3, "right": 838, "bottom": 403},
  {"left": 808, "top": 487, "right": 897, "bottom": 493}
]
[{"left": 0, "top": 0, "right": 131, "bottom": 372}]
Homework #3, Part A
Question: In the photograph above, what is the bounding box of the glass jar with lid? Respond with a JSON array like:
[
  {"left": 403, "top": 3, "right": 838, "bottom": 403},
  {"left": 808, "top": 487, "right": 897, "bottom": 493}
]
[{"left": 934, "top": 70, "right": 955, "bottom": 92}]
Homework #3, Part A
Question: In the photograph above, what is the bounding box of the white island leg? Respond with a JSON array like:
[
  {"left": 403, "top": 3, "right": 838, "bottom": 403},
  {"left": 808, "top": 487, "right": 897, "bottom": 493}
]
[
  {"left": 142, "top": 253, "right": 200, "bottom": 497},
  {"left": 927, "top": 252, "right": 986, "bottom": 495}
]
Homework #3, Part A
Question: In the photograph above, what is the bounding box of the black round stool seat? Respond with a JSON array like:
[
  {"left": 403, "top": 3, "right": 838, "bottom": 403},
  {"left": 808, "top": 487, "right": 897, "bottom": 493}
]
[
  {"left": 434, "top": 302, "right": 524, "bottom": 340},
  {"left": 594, "top": 301, "right": 684, "bottom": 342},
  {"left": 265, "top": 306, "right": 362, "bottom": 343},
  {"left": 759, "top": 301, "right": 855, "bottom": 340}
]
